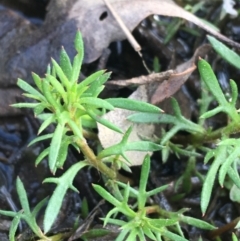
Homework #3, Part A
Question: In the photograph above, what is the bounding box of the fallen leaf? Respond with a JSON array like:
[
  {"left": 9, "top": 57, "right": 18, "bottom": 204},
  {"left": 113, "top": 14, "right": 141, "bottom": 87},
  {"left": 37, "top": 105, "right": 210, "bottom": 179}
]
[
  {"left": 150, "top": 44, "right": 211, "bottom": 104},
  {"left": 68, "top": 0, "right": 240, "bottom": 63},
  {"left": 107, "top": 70, "right": 175, "bottom": 87}
]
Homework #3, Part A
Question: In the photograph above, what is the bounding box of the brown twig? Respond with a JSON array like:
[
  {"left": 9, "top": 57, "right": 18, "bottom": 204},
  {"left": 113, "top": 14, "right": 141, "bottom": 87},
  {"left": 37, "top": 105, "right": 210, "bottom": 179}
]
[
  {"left": 103, "top": 0, "right": 141, "bottom": 52},
  {"left": 107, "top": 70, "right": 175, "bottom": 87}
]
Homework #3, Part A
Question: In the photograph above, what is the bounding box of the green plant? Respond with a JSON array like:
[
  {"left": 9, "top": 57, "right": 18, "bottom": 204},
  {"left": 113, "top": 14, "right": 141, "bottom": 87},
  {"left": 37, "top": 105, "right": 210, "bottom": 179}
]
[
  {"left": 0, "top": 177, "right": 49, "bottom": 241},
  {"left": 2, "top": 30, "right": 239, "bottom": 240},
  {"left": 129, "top": 36, "right": 240, "bottom": 218},
  {"left": 0, "top": 31, "right": 171, "bottom": 240},
  {"left": 93, "top": 155, "right": 215, "bottom": 241}
]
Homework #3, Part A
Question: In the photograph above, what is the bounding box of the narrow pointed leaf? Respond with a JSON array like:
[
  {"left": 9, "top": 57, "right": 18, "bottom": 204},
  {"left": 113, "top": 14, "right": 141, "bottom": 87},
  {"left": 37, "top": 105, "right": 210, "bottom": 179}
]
[
  {"left": 17, "top": 79, "right": 45, "bottom": 100},
  {"left": 51, "top": 59, "right": 70, "bottom": 89},
  {"left": 45, "top": 74, "right": 67, "bottom": 102},
  {"left": 16, "top": 177, "right": 30, "bottom": 214},
  {"left": 49, "top": 123, "right": 65, "bottom": 172},
  {"left": 38, "top": 115, "right": 56, "bottom": 134},
  {"left": 11, "top": 103, "right": 39, "bottom": 108},
  {"left": 198, "top": 59, "right": 227, "bottom": 106},
  {"left": 60, "top": 47, "right": 72, "bottom": 79},
  {"left": 126, "top": 142, "right": 162, "bottom": 152},
  {"left": 77, "top": 70, "right": 105, "bottom": 91},
  {"left": 28, "top": 134, "right": 53, "bottom": 146},
  {"left": 180, "top": 215, "right": 215, "bottom": 230},
  {"left": 85, "top": 72, "right": 110, "bottom": 96},
  {"left": 87, "top": 109, "right": 123, "bottom": 133},
  {"left": 207, "top": 35, "right": 240, "bottom": 70},
  {"left": 71, "top": 31, "right": 84, "bottom": 82},
  {"left": 32, "top": 72, "right": 43, "bottom": 92},
  {"left": 230, "top": 79, "right": 238, "bottom": 107},
  {"left": 43, "top": 161, "right": 88, "bottom": 233},
  {"left": 201, "top": 146, "right": 226, "bottom": 214},
  {"left": 10, "top": 215, "right": 21, "bottom": 241},
  {"left": 164, "top": 230, "right": 188, "bottom": 241},
  {"left": 35, "top": 148, "right": 50, "bottom": 166},
  {"left": 80, "top": 97, "right": 114, "bottom": 110},
  {"left": 93, "top": 184, "right": 121, "bottom": 207},
  {"left": 106, "top": 98, "right": 162, "bottom": 113}
]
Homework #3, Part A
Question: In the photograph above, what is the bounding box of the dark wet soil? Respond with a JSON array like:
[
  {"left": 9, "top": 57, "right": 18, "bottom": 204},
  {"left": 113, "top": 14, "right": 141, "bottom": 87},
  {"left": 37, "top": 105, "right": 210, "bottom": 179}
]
[{"left": 0, "top": 1, "right": 240, "bottom": 241}]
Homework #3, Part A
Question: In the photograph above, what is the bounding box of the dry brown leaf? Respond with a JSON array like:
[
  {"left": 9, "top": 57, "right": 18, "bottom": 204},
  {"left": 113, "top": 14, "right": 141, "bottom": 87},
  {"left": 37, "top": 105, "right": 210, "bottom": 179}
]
[
  {"left": 68, "top": 0, "right": 240, "bottom": 63},
  {"left": 107, "top": 70, "right": 175, "bottom": 87},
  {"left": 150, "top": 44, "right": 211, "bottom": 104}
]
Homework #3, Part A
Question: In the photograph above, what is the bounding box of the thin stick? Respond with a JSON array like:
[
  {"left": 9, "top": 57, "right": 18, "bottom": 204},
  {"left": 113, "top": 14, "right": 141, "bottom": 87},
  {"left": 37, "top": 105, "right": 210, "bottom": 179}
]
[
  {"left": 103, "top": 0, "right": 141, "bottom": 52},
  {"left": 103, "top": 0, "right": 151, "bottom": 73}
]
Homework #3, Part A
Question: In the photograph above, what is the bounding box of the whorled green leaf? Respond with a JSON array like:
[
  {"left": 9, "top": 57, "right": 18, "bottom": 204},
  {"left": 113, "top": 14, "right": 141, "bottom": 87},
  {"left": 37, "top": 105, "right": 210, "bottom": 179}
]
[
  {"left": 45, "top": 74, "right": 67, "bottom": 103},
  {"left": 142, "top": 225, "right": 156, "bottom": 240},
  {"left": 92, "top": 184, "right": 121, "bottom": 208},
  {"left": 38, "top": 114, "right": 56, "bottom": 134},
  {"left": 146, "top": 185, "right": 169, "bottom": 198},
  {"left": 200, "top": 106, "right": 223, "bottom": 119},
  {"left": 230, "top": 184, "right": 240, "bottom": 203},
  {"left": 180, "top": 215, "right": 216, "bottom": 230},
  {"left": 22, "top": 93, "right": 44, "bottom": 101},
  {"left": 70, "top": 32, "right": 84, "bottom": 83},
  {"left": 43, "top": 161, "right": 88, "bottom": 233},
  {"left": 28, "top": 134, "right": 53, "bottom": 146},
  {"left": 32, "top": 72, "right": 43, "bottom": 92},
  {"left": 125, "top": 142, "right": 162, "bottom": 152},
  {"left": 49, "top": 123, "right": 66, "bottom": 173},
  {"left": 228, "top": 167, "right": 240, "bottom": 189},
  {"left": 138, "top": 155, "right": 150, "bottom": 209},
  {"left": 80, "top": 228, "right": 112, "bottom": 240},
  {"left": 77, "top": 70, "right": 105, "bottom": 93},
  {"left": 97, "top": 126, "right": 133, "bottom": 159},
  {"left": 9, "top": 215, "right": 21, "bottom": 241},
  {"left": 106, "top": 98, "right": 162, "bottom": 113},
  {"left": 17, "top": 78, "right": 45, "bottom": 101},
  {"left": 230, "top": 80, "right": 238, "bottom": 107},
  {"left": 35, "top": 147, "right": 50, "bottom": 166},
  {"left": 16, "top": 177, "right": 30, "bottom": 214},
  {"left": 147, "top": 218, "right": 178, "bottom": 230},
  {"left": 79, "top": 97, "right": 114, "bottom": 110},
  {"left": 55, "top": 137, "right": 72, "bottom": 168},
  {"left": 0, "top": 210, "right": 17, "bottom": 218},
  {"left": 115, "top": 229, "right": 129, "bottom": 241},
  {"left": 198, "top": 58, "right": 240, "bottom": 122},
  {"left": 34, "top": 103, "right": 48, "bottom": 116},
  {"left": 67, "top": 119, "right": 83, "bottom": 140},
  {"left": 60, "top": 47, "right": 72, "bottom": 80},
  {"left": 42, "top": 79, "right": 61, "bottom": 112},
  {"left": 11, "top": 103, "right": 39, "bottom": 109},
  {"left": 232, "top": 233, "right": 238, "bottom": 241},
  {"left": 163, "top": 230, "right": 188, "bottom": 241},
  {"left": 128, "top": 112, "right": 175, "bottom": 124},
  {"left": 51, "top": 59, "right": 71, "bottom": 90},
  {"left": 219, "top": 145, "right": 240, "bottom": 187},
  {"left": 85, "top": 72, "right": 111, "bottom": 97},
  {"left": 15, "top": 178, "right": 48, "bottom": 239},
  {"left": 31, "top": 197, "right": 48, "bottom": 218},
  {"left": 201, "top": 146, "right": 226, "bottom": 215},
  {"left": 87, "top": 109, "right": 123, "bottom": 134},
  {"left": 207, "top": 35, "right": 240, "bottom": 70},
  {"left": 198, "top": 59, "right": 227, "bottom": 106}
]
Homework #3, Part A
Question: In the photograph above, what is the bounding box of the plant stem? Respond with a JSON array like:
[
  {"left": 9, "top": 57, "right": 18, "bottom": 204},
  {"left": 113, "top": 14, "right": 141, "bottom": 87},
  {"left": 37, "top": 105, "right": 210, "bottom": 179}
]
[
  {"left": 172, "top": 121, "right": 240, "bottom": 146},
  {"left": 76, "top": 138, "right": 131, "bottom": 183}
]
